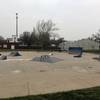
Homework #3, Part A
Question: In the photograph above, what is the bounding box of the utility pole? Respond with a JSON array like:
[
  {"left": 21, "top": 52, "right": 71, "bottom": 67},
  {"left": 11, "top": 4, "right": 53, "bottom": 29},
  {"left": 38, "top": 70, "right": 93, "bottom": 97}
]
[{"left": 16, "top": 13, "right": 18, "bottom": 38}]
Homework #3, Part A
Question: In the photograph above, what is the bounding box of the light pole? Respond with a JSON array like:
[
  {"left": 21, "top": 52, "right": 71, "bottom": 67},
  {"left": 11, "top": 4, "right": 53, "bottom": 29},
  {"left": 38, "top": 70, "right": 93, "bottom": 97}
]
[{"left": 16, "top": 13, "right": 18, "bottom": 38}]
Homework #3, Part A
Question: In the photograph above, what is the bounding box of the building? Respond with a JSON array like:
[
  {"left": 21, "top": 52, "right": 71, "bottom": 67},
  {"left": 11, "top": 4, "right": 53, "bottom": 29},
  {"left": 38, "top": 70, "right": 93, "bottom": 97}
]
[
  {"left": 59, "top": 39, "right": 99, "bottom": 51},
  {"left": 0, "top": 35, "right": 19, "bottom": 49},
  {"left": 0, "top": 41, "right": 19, "bottom": 49}
]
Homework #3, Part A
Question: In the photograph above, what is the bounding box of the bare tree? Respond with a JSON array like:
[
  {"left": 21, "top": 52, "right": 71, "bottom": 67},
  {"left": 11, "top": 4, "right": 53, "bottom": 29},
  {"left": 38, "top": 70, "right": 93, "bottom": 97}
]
[
  {"left": 92, "top": 29, "right": 100, "bottom": 58},
  {"left": 37, "top": 20, "right": 58, "bottom": 34},
  {"left": 37, "top": 20, "right": 58, "bottom": 49},
  {"left": 30, "top": 27, "right": 38, "bottom": 45},
  {"left": 0, "top": 36, "right": 4, "bottom": 42},
  {"left": 19, "top": 31, "right": 31, "bottom": 46},
  {"left": 19, "top": 19, "right": 62, "bottom": 50}
]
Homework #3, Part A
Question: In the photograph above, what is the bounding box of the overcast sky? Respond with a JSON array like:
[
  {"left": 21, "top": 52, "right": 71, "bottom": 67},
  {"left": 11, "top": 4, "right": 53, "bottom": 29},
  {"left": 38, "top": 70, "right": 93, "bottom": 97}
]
[{"left": 0, "top": 0, "right": 100, "bottom": 40}]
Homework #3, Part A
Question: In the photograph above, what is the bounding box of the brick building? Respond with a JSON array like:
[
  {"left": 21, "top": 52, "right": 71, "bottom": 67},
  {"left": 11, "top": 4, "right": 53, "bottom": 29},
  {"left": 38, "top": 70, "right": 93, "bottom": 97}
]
[{"left": 0, "top": 40, "right": 19, "bottom": 49}]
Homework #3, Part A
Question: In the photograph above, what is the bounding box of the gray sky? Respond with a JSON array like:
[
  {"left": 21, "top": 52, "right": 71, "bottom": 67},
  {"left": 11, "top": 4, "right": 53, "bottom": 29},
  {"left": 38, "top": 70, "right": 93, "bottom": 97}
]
[{"left": 0, "top": 0, "right": 100, "bottom": 40}]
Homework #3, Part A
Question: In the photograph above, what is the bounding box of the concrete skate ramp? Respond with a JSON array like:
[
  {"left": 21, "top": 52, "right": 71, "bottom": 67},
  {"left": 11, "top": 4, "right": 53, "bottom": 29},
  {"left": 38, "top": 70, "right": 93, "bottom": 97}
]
[
  {"left": 32, "top": 55, "right": 63, "bottom": 63},
  {"left": 0, "top": 55, "right": 7, "bottom": 60},
  {"left": 9, "top": 51, "right": 21, "bottom": 56},
  {"left": 93, "top": 57, "right": 100, "bottom": 61}
]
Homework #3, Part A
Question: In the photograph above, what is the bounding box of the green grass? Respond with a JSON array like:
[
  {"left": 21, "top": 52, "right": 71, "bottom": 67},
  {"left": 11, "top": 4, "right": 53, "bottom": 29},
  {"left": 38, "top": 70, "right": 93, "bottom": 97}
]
[{"left": 1, "top": 86, "right": 100, "bottom": 100}]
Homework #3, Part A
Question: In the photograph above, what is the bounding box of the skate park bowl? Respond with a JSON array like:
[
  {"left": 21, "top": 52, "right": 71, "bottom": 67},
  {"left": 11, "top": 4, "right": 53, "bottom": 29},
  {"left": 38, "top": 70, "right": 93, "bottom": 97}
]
[
  {"left": 9, "top": 51, "right": 21, "bottom": 57},
  {"left": 0, "top": 55, "right": 7, "bottom": 60}
]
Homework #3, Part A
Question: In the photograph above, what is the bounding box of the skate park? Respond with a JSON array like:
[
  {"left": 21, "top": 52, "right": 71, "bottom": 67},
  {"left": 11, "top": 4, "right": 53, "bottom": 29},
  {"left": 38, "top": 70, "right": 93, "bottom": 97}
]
[{"left": 0, "top": 51, "right": 100, "bottom": 98}]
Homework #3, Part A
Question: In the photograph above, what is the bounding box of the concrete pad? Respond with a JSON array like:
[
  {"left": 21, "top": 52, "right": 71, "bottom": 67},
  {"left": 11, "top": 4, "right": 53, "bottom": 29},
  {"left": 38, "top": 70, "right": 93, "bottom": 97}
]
[{"left": 0, "top": 51, "right": 100, "bottom": 98}]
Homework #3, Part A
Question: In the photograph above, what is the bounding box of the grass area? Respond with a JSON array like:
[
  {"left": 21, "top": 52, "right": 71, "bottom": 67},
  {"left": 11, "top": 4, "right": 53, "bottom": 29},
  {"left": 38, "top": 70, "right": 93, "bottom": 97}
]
[
  {"left": 0, "top": 49, "right": 61, "bottom": 52},
  {"left": 0, "top": 48, "right": 99, "bottom": 52},
  {"left": 1, "top": 86, "right": 100, "bottom": 100}
]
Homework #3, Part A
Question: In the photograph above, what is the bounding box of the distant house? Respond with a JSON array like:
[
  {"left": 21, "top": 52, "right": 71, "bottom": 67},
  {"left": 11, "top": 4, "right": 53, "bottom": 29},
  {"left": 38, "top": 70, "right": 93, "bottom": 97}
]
[
  {"left": 0, "top": 35, "right": 19, "bottom": 49},
  {"left": 59, "top": 39, "right": 99, "bottom": 51},
  {"left": 7, "top": 35, "right": 18, "bottom": 43},
  {"left": 0, "top": 40, "right": 19, "bottom": 49}
]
